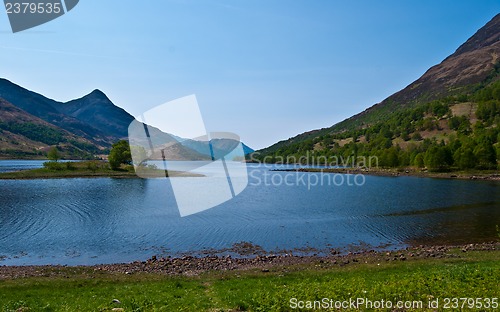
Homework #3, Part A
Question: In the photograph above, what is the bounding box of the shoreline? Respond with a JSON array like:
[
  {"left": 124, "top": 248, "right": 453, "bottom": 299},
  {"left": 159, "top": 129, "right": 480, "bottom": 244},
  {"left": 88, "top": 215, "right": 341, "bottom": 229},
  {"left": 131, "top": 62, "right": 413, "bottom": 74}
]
[
  {"left": 0, "top": 160, "right": 206, "bottom": 179},
  {"left": 271, "top": 167, "right": 500, "bottom": 181},
  {"left": 0, "top": 242, "right": 498, "bottom": 279},
  {"left": 0, "top": 171, "right": 203, "bottom": 180},
  {"left": 0, "top": 169, "right": 204, "bottom": 179}
]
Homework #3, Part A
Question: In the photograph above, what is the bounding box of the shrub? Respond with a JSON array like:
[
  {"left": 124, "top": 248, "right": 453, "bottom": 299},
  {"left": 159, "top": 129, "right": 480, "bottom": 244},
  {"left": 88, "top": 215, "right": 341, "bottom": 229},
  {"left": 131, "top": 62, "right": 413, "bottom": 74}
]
[{"left": 43, "top": 162, "right": 65, "bottom": 171}]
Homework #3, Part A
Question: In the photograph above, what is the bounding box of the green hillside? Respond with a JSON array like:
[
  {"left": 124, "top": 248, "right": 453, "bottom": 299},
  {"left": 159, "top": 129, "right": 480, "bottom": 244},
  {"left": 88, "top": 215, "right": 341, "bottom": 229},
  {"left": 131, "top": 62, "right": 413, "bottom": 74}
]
[
  {"left": 254, "top": 76, "right": 500, "bottom": 171},
  {"left": 254, "top": 14, "right": 500, "bottom": 172}
]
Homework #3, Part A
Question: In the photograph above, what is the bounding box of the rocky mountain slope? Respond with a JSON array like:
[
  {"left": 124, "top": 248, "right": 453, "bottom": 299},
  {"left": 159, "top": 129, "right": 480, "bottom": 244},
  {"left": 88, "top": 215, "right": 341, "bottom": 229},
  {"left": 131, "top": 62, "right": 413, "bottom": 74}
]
[{"left": 0, "top": 98, "right": 100, "bottom": 158}]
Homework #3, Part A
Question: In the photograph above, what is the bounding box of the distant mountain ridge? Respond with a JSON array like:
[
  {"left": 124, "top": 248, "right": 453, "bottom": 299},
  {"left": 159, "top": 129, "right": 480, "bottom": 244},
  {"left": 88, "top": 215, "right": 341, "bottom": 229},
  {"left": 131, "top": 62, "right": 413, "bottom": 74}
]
[
  {"left": 0, "top": 79, "right": 254, "bottom": 159},
  {"left": 0, "top": 79, "right": 110, "bottom": 145}
]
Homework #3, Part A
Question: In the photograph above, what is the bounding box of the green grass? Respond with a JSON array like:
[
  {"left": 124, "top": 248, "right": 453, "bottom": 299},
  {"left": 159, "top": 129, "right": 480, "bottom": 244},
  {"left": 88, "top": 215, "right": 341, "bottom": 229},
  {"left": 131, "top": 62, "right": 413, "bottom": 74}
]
[{"left": 0, "top": 250, "right": 498, "bottom": 311}]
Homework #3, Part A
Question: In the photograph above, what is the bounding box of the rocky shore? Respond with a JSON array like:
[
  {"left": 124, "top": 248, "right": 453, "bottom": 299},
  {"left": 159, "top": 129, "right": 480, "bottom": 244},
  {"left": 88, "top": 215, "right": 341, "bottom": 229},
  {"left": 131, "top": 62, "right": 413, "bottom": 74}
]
[
  {"left": 273, "top": 167, "right": 500, "bottom": 181},
  {"left": 1, "top": 242, "right": 497, "bottom": 280}
]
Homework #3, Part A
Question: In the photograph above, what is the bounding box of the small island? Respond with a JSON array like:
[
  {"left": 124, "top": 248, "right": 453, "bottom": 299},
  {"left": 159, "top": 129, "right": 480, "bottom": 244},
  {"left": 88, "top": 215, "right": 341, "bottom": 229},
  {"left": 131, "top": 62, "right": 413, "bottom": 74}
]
[
  {"left": 0, "top": 160, "right": 203, "bottom": 179},
  {"left": 0, "top": 141, "right": 204, "bottom": 180}
]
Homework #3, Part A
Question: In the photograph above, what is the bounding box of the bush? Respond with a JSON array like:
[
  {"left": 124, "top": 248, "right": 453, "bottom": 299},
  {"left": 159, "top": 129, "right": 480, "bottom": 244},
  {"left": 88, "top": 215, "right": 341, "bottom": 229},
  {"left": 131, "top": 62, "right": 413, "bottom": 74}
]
[
  {"left": 65, "top": 162, "right": 76, "bottom": 170},
  {"left": 411, "top": 132, "right": 422, "bottom": 141},
  {"left": 43, "top": 162, "right": 66, "bottom": 171},
  {"left": 86, "top": 161, "right": 100, "bottom": 172}
]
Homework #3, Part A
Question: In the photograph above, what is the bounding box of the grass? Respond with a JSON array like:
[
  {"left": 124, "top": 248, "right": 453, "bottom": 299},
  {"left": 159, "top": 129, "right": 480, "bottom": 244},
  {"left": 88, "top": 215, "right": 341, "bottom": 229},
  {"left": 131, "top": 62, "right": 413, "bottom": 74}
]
[{"left": 0, "top": 249, "right": 498, "bottom": 311}]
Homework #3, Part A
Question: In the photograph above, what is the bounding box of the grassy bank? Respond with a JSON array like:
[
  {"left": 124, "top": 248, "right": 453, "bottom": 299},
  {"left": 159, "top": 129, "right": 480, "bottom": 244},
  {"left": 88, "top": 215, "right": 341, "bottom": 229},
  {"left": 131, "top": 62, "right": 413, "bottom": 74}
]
[
  {"left": 1, "top": 248, "right": 498, "bottom": 311},
  {"left": 0, "top": 161, "right": 202, "bottom": 179}
]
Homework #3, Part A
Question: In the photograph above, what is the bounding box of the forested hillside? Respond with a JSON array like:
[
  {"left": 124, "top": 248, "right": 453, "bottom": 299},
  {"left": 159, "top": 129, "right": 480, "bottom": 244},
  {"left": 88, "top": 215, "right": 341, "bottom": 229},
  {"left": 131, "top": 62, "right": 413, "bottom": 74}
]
[
  {"left": 254, "top": 78, "right": 500, "bottom": 171},
  {"left": 254, "top": 14, "right": 500, "bottom": 171}
]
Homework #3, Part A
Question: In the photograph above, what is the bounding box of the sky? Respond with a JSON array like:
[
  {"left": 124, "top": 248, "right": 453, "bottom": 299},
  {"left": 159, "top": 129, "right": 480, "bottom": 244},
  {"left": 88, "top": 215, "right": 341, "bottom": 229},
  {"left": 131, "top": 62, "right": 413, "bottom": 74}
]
[{"left": 1, "top": 1, "right": 499, "bottom": 149}]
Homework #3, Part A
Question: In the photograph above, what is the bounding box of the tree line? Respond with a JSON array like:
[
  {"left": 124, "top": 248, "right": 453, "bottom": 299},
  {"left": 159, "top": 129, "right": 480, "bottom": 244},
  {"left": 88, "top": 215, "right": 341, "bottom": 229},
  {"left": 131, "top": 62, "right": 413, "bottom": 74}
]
[{"left": 255, "top": 80, "right": 500, "bottom": 171}]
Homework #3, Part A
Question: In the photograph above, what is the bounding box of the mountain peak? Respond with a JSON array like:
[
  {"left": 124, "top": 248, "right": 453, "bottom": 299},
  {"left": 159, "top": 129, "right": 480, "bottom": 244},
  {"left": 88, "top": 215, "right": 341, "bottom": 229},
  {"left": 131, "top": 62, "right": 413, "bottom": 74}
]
[
  {"left": 61, "top": 88, "right": 134, "bottom": 138},
  {"left": 84, "top": 89, "right": 110, "bottom": 101}
]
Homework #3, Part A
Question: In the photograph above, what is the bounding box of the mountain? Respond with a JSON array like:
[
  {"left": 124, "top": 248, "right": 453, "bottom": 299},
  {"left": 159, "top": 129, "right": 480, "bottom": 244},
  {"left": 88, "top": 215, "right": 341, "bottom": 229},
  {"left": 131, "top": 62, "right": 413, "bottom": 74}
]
[
  {"left": 0, "top": 79, "right": 136, "bottom": 158},
  {"left": 128, "top": 119, "right": 254, "bottom": 163},
  {"left": 181, "top": 138, "right": 254, "bottom": 159},
  {"left": 383, "top": 13, "right": 500, "bottom": 108},
  {"left": 256, "top": 13, "right": 500, "bottom": 170},
  {"left": 0, "top": 79, "right": 108, "bottom": 143},
  {"left": 0, "top": 79, "right": 254, "bottom": 160},
  {"left": 335, "top": 13, "right": 500, "bottom": 132},
  {"left": 0, "top": 98, "right": 101, "bottom": 158},
  {"left": 59, "top": 89, "right": 134, "bottom": 138}
]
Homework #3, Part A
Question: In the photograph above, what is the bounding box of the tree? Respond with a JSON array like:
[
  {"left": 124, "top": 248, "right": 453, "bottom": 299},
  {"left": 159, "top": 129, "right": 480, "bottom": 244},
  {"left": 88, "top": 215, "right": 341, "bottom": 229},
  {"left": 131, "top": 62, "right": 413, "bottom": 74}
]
[
  {"left": 109, "top": 140, "right": 132, "bottom": 170},
  {"left": 454, "top": 147, "right": 476, "bottom": 170},
  {"left": 413, "top": 153, "right": 425, "bottom": 168},
  {"left": 381, "top": 147, "right": 399, "bottom": 167},
  {"left": 497, "top": 145, "right": 500, "bottom": 169},
  {"left": 47, "top": 146, "right": 60, "bottom": 162},
  {"left": 430, "top": 101, "right": 450, "bottom": 118},
  {"left": 401, "top": 130, "right": 410, "bottom": 141},
  {"left": 411, "top": 132, "right": 422, "bottom": 141},
  {"left": 424, "top": 145, "right": 451, "bottom": 171},
  {"left": 474, "top": 140, "right": 496, "bottom": 169},
  {"left": 422, "top": 118, "right": 436, "bottom": 131}
]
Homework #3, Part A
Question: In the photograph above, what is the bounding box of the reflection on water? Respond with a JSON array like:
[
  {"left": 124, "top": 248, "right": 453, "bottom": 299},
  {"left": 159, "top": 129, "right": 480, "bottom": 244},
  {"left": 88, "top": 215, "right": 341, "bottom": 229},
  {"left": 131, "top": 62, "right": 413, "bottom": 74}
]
[{"left": 0, "top": 161, "right": 499, "bottom": 265}]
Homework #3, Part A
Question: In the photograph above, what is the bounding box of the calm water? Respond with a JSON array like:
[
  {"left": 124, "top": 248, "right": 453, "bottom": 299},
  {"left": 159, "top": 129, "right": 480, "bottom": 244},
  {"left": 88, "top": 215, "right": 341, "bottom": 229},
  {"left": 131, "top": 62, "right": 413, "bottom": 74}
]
[
  {"left": 0, "top": 161, "right": 499, "bottom": 265},
  {"left": 0, "top": 160, "right": 46, "bottom": 172},
  {"left": 0, "top": 160, "right": 79, "bottom": 172}
]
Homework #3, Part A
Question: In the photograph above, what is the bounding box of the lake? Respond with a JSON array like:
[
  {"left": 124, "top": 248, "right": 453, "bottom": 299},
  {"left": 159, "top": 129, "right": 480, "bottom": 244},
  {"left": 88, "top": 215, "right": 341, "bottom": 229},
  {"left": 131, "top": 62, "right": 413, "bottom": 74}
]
[
  {"left": 0, "top": 160, "right": 47, "bottom": 173},
  {"left": 0, "top": 160, "right": 499, "bottom": 265}
]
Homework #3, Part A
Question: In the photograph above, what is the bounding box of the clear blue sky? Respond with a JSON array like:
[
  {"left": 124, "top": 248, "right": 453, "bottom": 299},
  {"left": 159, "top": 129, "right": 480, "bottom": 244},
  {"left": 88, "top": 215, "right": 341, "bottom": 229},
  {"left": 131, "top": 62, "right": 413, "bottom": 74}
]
[{"left": 1, "top": 1, "right": 499, "bottom": 149}]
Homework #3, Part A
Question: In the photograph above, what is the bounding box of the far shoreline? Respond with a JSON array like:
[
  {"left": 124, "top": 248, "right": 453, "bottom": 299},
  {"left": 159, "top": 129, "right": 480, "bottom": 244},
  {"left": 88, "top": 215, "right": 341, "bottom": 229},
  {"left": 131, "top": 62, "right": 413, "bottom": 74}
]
[
  {"left": 270, "top": 166, "right": 500, "bottom": 181},
  {"left": 0, "top": 160, "right": 204, "bottom": 179}
]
